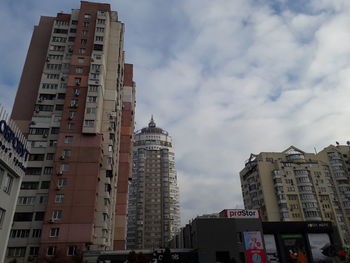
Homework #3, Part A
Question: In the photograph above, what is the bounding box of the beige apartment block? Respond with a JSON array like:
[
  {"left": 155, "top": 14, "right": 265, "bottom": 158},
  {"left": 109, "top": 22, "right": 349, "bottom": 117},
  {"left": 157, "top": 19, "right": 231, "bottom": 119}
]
[{"left": 240, "top": 145, "right": 350, "bottom": 248}]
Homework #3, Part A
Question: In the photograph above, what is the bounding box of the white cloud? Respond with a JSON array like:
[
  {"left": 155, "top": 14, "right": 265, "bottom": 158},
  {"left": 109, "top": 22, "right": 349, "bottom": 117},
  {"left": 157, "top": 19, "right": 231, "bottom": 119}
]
[{"left": 1, "top": 0, "right": 350, "bottom": 226}]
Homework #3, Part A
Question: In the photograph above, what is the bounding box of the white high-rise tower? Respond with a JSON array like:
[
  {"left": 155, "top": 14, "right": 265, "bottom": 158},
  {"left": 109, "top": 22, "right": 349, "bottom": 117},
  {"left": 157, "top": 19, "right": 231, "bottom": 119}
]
[{"left": 127, "top": 117, "right": 180, "bottom": 249}]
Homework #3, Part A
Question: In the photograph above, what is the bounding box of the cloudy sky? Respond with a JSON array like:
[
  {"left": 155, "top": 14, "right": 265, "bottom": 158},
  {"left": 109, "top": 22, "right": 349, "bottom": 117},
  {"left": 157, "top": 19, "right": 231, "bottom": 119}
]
[{"left": 1, "top": 0, "right": 350, "bottom": 225}]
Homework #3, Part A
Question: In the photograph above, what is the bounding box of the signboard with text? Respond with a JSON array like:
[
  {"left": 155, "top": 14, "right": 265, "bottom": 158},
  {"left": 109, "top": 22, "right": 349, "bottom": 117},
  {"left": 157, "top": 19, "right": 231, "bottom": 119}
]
[{"left": 221, "top": 209, "right": 260, "bottom": 219}]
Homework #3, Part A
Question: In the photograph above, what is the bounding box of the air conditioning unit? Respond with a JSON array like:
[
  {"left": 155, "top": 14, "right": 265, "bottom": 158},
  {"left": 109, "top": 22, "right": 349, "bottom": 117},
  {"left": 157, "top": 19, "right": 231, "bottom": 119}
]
[
  {"left": 48, "top": 219, "right": 54, "bottom": 224},
  {"left": 43, "top": 134, "right": 48, "bottom": 138},
  {"left": 68, "top": 116, "right": 74, "bottom": 120},
  {"left": 59, "top": 155, "right": 65, "bottom": 160},
  {"left": 56, "top": 186, "right": 62, "bottom": 191},
  {"left": 57, "top": 171, "right": 63, "bottom": 176}
]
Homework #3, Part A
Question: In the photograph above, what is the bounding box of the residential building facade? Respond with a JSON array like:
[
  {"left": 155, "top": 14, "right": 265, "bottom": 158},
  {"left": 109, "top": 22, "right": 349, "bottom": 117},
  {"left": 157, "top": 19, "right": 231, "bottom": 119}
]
[
  {"left": 0, "top": 105, "right": 29, "bottom": 263},
  {"left": 7, "top": 2, "right": 132, "bottom": 262},
  {"left": 127, "top": 118, "right": 180, "bottom": 249},
  {"left": 240, "top": 145, "right": 350, "bottom": 248},
  {"left": 114, "top": 64, "right": 136, "bottom": 250}
]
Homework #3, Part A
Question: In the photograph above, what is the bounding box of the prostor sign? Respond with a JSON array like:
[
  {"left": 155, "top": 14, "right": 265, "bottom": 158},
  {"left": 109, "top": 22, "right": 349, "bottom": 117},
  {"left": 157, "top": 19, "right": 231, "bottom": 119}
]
[{"left": 221, "top": 209, "right": 260, "bottom": 219}]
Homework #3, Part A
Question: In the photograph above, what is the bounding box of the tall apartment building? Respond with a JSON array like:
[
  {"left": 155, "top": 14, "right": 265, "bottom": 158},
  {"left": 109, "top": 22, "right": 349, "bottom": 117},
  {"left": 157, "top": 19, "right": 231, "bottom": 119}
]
[
  {"left": 127, "top": 118, "right": 180, "bottom": 249},
  {"left": 240, "top": 145, "right": 350, "bottom": 248},
  {"left": 0, "top": 105, "right": 29, "bottom": 263},
  {"left": 8, "top": 2, "right": 133, "bottom": 262},
  {"left": 114, "top": 64, "right": 136, "bottom": 250}
]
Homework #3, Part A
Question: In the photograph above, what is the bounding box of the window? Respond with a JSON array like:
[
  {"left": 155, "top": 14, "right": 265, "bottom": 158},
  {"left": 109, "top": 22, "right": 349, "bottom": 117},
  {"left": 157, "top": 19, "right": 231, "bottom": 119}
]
[
  {"left": 57, "top": 93, "right": 65, "bottom": 99},
  {"left": 29, "top": 154, "right": 45, "bottom": 161},
  {"left": 51, "top": 127, "right": 60, "bottom": 134},
  {"left": 39, "top": 195, "right": 48, "bottom": 204},
  {"left": 93, "top": 44, "right": 103, "bottom": 51},
  {"left": 7, "top": 247, "right": 26, "bottom": 257},
  {"left": 76, "top": 67, "right": 83, "bottom": 73},
  {"left": 60, "top": 164, "right": 69, "bottom": 172},
  {"left": 68, "top": 123, "right": 75, "bottom": 130},
  {"left": 83, "top": 22, "right": 89, "bottom": 27},
  {"left": 86, "top": 107, "right": 96, "bottom": 114},
  {"left": 94, "top": 54, "right": 102, "bottom": 60},
  {"left": 43, "top": 167, "right": 53, "bottom": 175},
  {"left": 10, "top": 229, "right": 30, "bottom": 238},
  {"left": 54, "top": 28, "right": 68, "bottom": 34},
  {"left": 65, "top": 136, "right": 73, "bottom": 144},
  {"left": 50, "top": 228, "right": 60, "bottom": 237},
  {"left": 108, "top": 145, "right": 113, "bottom": 152},
  {"left": 98, "top": 11, "right": 106, "bottom": 16},
  {"left": 17, "top": 196, "right": 36, "bottom": 205},
  {"left": 96, "top": 27, "right": 104, "bottom": 33},
  {"left": 79, "top": 48, "right": 86, "bottom": 54},
  {"left": 84, "top": 14, "right": 92, "bottom": 18},
  {"left": 90, "top": 73, "right": 100, "bottom": 80},
  {"left": 46, "top": 63, "right": 62, "bottom": 70},
  {"left": 82, "top": 30, "right": 88, "bottom": 36},
  {"left": 31, "top": 141, "right": 47, "bottom": 148},
  {"left": 70, "top": 28, "right": 76, "bottom": 33},
  {"left": 78, "top": 57, "right": 85, "bottom": 64},
  {"left": 29, "top": 128, "right": 50, "bottom": 135},
  {"left": 58, "top": 178, "right": 67, "bottom": 187},
  {"left": 71, "top": 20, "right": 78, "bottom": 25},
  {"left": 47, "top": 246, "right": 56, "bottom": 256},
  {"left": 67, "top": 246, "right": 77, "bottom": 256},
  {"left": 87, "top": 96, "right": 97, "bottom": 102},
  {"left": 95, "top": 36, "right": 103, "bottom": 41},
  {"left": 80, "top": 39, "right": 87, "bottom": 45},
  {"left": 52, "top": 210, "right": 62, "bottom": 220},
  {"left": 21, "top": 182, "right": 39, "bottom": 190},
  {"left": 40, "top": 181, "right": 50, "bottom": 189},
  {"left": 0, "top": 208, "right": 5, "bottom": 227},
  {"left": 55, "top": 194, "right": 64, "bottom": 203},
  {"left": 84, "top": 120, "right": 95, "bottom": 127},
  {"left": 46, "top": 153, "right": 54, "bottom": 160},
  {"left": 29, "top": 247, "right": 39, "bottom": 256},
  {"left": 25, "top": 167, "right": 42, "bottom": 176},
  {"left": 97, "top": 19, "right": 105, "bottom": 24},
  {"left": 68, "top": 36, "right": 75, "bottom": 42},
  {"left": 88, "top": 85, "right": 98, "bottom": 92},
  {"left": 34, "top": 212, "right": 45, "bottom": 221},
  {"left": 13, "top": 212, "right": 33, "bottom": 222},
  {"left": 3, "top": 174, "right": 13, "bottom": 194},
  {"left": 49, "top": 45, "right": 65, "bottom": 51},
  {"left": 75, "top": 77, "right": 81, "bottom": 85},
  {"left": 32, "top": 229, "right": 42, "bottom": 238},
  {"left": 62, "top": 149, "right": 71, "bottom": 158},
  {"left": 42, "top": 83, "right": 58, "bottom": 89},
  {"left": 68, "top": 111, "right": 76, "bottom": 120}
]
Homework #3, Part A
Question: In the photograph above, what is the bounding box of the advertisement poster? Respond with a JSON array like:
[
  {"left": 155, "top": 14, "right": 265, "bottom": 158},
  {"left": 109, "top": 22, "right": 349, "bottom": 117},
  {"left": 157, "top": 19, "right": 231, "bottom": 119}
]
[
  {"left": 308, "top": 233, "right": 333, "bottom": 263},
  {"left": 244, "top": 231, "right": 267, "bottom": 263},
  {"left": 281, "top": 234, "right": 309, "bottom": 263},
  {"left": 264, "top": 234, "right": 280, "bottom": 263}
]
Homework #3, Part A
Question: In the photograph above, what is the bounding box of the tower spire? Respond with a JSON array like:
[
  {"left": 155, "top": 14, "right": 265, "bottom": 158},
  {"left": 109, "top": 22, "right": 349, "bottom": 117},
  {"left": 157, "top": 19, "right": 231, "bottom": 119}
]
[{"left": 149, "top": 115, "right": 156, "bottom": 127}]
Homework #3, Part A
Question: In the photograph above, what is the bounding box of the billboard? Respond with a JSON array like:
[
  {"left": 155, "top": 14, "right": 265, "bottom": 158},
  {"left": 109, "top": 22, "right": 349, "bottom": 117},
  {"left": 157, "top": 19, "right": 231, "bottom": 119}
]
[
  {"left": 308, "top": 233, "right": 333, "bottom": 263},
  {"left": 264, "top": 234, "right": 280, "bottom": 263},
  {"left": 280, "top": 234, "right": 309, "bottom": 263},
  {"left": 244, "top": 231, "right": 267, "bottom": 263}
]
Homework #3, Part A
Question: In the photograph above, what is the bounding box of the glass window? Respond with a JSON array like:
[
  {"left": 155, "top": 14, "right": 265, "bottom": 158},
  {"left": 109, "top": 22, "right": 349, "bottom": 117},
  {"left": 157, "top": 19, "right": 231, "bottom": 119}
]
[
  {"left": 50, "top": 228, "right": 60, "bottom": 237},
  {"left": 3, "top": 174, "right": 13, "bottom": 194},
  {"left": 55, "top": 194, "right": 64, "bottom": 203},
  {"left": 47, "top": 246, "right": 56, "bottom": 256}
]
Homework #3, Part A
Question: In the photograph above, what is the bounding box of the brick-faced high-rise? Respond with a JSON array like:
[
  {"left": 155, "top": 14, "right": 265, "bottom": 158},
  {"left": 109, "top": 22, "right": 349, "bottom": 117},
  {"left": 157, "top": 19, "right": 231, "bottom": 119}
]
[{"left": 8, "top": 2, "right": 135, "bottom": 262}]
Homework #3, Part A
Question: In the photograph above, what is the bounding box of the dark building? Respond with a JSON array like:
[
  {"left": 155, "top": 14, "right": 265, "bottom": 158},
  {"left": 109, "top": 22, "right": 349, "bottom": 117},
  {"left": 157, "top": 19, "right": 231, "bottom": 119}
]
[{"left": 170, "top": 210, "right": 345, "bottom": 263}]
